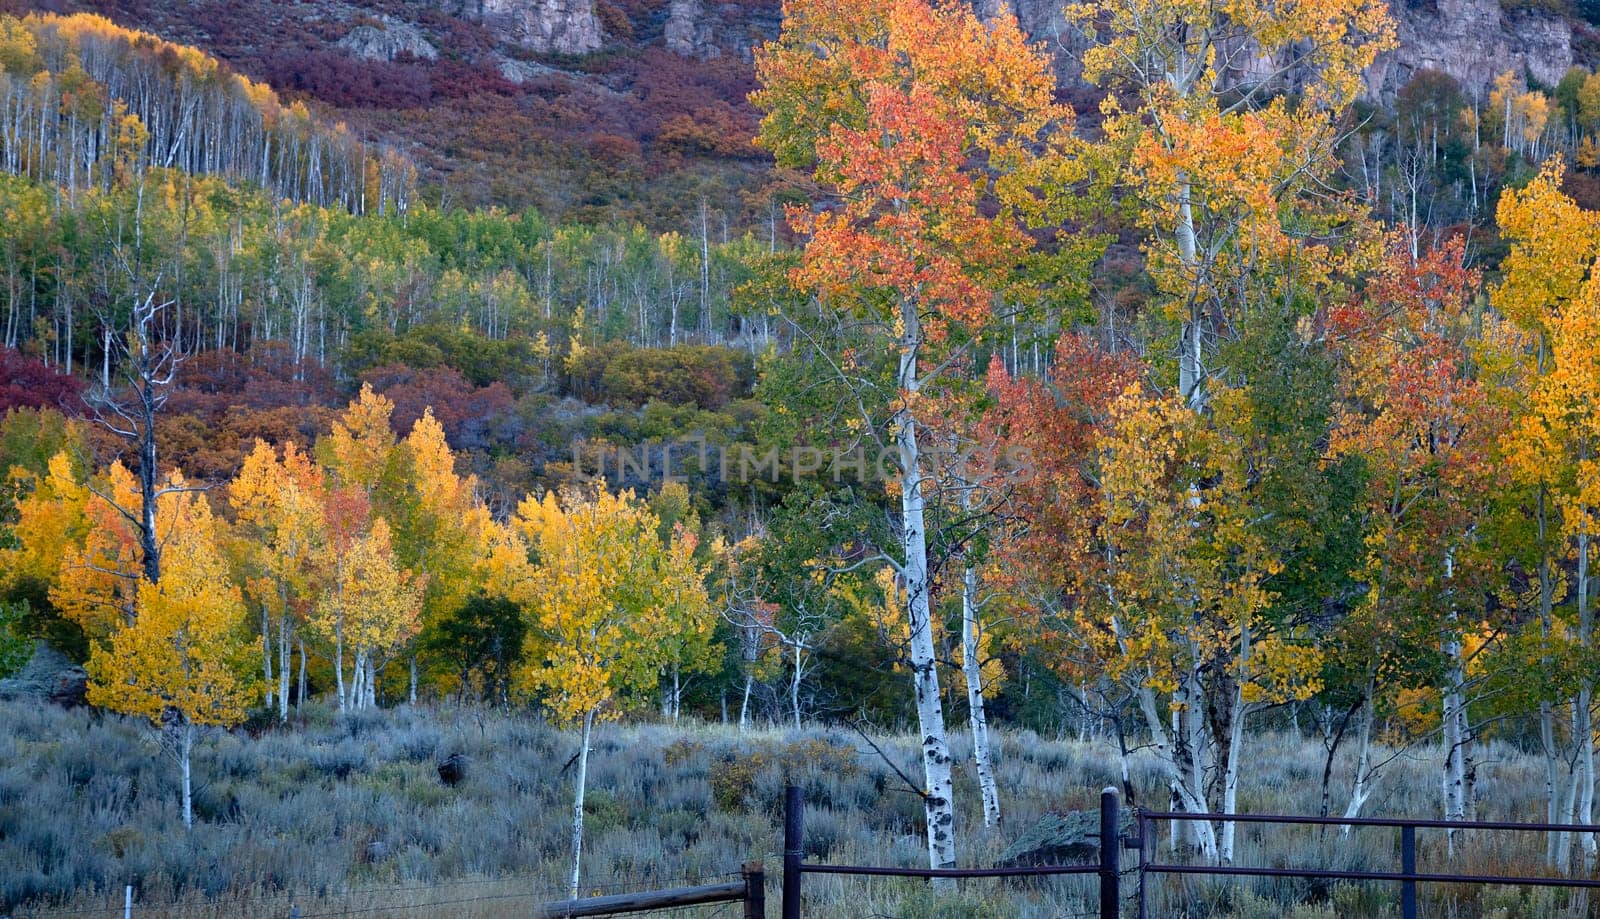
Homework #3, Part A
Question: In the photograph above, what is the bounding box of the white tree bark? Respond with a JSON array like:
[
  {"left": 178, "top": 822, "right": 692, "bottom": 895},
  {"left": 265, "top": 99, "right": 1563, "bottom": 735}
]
[
  {"left": 570, "top": 708, "right": 595, "bottom": 900},
  {"left": 1137, "top": 682, "right": 1217, "bottom": 860},
  {"left": 261, "top": 607, "right": 274, "bottom": 709},
  {"left": 180, "top": 721, "right": 194, "bottom": 830},
  {"left": 739, "top": 673, "right": 753, "bottom": 733},
  {"left": 1578, "top": 529, "right": 1596, "bottom": 865},
  {"left": 961, "top": 566, "right": 1001, "bottom": 828},
  {"left": 896, "top": 295, "right": 957, "bottom": 872},
  {"left": 1440, "top": 640, "right": 1467, "bottom": 855},
  {"left": 791, "top": 643, "right": 803, "bottom": 730},
  {"left": 277, "top": 616, "right": 291, "bottom": 722},
  {"left": 335, "top": 619, "right": 347, "bottom": 713},
  {"left": 1218, "top": 679, "right": 1246, "bottom": 861},
  {"left": 1342, "top": 686, "right": 1377, "bottom": 833}
]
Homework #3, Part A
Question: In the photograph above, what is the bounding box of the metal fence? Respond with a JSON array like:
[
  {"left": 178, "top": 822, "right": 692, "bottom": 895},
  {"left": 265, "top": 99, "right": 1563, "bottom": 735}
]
[
  {"left": 780, "top": 784, "right": 1600, "bottom": 918},
  {"left": 780, "top": 784, "right": 1116, "bottom": 919},
  {"left": 48, "top": 795, "right": 1600, "bottom": 918},
  {"left": 1134, "top": 809, "right": 1600, "bottom": 919}
]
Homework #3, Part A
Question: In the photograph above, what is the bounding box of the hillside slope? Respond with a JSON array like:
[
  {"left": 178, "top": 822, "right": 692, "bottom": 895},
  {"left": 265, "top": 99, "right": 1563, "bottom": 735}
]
[
  {"left": 3, "top": 0, "right": 778, "bottom": 224},
  {"left": 10, "top": 0, "right": 1592, "bottom": 229}
]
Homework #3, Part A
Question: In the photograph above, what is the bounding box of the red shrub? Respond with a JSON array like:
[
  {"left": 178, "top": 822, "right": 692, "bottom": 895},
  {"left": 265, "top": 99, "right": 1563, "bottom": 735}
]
[{"left": 0, "top": 348, "right": 84, "bottom": 415}]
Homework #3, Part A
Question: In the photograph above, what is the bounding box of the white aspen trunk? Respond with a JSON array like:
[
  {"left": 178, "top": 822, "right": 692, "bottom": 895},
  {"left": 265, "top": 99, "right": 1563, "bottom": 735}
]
[
  {"left": 1540, "top": 487, "right": 1563, "bottom": 864},
  {"left": 1440, "top": 548, "right": 1466, "bottom": 854},
  {"left": 1460, "top": 687, "right": 1477, "bottom": 823},
  {"left": 791, "top": 643, "right": 802, "bottom": 730},
  {"left": 1342, "top": 685, "right": 1377, "bottom": 833},
  {"left": 1137, "top": 683, "right": 1217, "bottom": 860},
  {"left": 1176, "top": 668, "right": 1214, "bottom": 855},
  {"left": 180, "top": 722, "right": 194, "bottom": 830},
  {"left": 1578, "top": 526, "right": 1597, "bottom": 865},
  {"left": 697, "top": 201, "right": 710, "bottom": 339},
  {"left": 409, "top": 656, "right": 418, "bottom": 707},
  {"left": 669, "top": 289, "right": 679, "bottom": 347},
  {"left": 1576, "top": 684, "right": 1595, "bottom": 865},
  {"left": 896, "top": 309, "right": 958, "bottom": 873},
  {"left": 961, "top": 566, "right": 1001, "bottom": 828},
  {"left": 671, "top": 666, "right": 681, "bottom": 722},
  {"left": 1173, "top": 177, "right": 1205, "bottom": 411},
  {"left": 1441, "top": 653, "right": 1467, "bottom": 856},
  {"left": 1217, "top": 621, "right": 1252, "bottom": 863},
  {"left": 1218, "top": 682, "right": 1246, "bottom": 862},
  {"left": 277, "top": 616, "right": 291, "bottom": 723},
  {"left": 298, "top": 637, "right": 307, "bottom": 708},
  {"left": 335, "top": 628, "right": 347, "bottom": 713},
  {"left": 1559, "top": 726, "right": 1584, "bottom": 874},
  {"left": 570, "top": 708, "right": 595, "bottom": 900},
  {"left": 262, "top": 607, "right": 273, "bottom": 709},
  {"left": 350, "top": 650, "right": 364, "bottom": 712},
  {"left": 739, "top": 674, "right": 752, "bottom": 733},
  {"left": 366, "top": 656, "right": 377, "bottom": 709},
  {"left": 1543, "top": 699, "right": 1561, "bottom": 864}
]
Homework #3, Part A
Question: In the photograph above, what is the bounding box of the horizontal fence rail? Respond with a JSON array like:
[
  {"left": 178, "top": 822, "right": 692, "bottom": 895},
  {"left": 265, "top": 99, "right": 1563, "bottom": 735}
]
[
  {"left": 539, "top": 862, "right": 764, "bottom": 918},
  {"left": 1135, "top": 809, "right": 1600, "bottom": 919},
  {"left": 801, "top": 864, "right": 1101, "bottom": 878}
]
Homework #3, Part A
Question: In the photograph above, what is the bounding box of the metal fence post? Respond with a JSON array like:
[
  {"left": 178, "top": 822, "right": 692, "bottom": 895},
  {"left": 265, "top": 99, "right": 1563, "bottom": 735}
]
[
  {"left": 782, "top": 785, "right": 804, "bottom": 919},
  {"left": 743, "top": 860, "right": 766, "bottom": 919},
  {"left": 1400, "top": 824, "right": 1418, "bottom": 919},
  {"left": 1100, "top": 787, "right": 1120, "bottom": 919}
]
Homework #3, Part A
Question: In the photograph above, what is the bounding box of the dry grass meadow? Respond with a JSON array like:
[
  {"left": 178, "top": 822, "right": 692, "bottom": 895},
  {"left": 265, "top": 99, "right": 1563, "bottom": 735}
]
[{"left": 0, "top": 698, "right": 1592, "bottom": 918}]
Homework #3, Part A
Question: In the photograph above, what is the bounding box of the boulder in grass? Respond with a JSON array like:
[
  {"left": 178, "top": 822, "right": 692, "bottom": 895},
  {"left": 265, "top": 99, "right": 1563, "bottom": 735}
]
[
  {"left": 997, "top": 809, "right": 1133, "bottom": 867},
  {"left": 0, "top": 641, "right": 86, "bottom": 708}
]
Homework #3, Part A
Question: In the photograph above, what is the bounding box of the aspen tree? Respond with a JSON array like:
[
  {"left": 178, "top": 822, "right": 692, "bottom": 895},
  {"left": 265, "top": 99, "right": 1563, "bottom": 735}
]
[
  {"left": 754, "top": 0, "right": 1069, "bottom": 870},
  {"left": 85, "top": 490, "right": 254, "bottom": 829},
  {"left": 514, "top": 485, "right": 710, "bottom": 899}
]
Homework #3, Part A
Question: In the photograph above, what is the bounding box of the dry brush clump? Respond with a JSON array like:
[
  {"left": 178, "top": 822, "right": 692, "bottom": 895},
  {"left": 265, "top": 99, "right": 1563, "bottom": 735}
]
[{"left": 0, "top": 699, "right": 1589, "bottom": 918}]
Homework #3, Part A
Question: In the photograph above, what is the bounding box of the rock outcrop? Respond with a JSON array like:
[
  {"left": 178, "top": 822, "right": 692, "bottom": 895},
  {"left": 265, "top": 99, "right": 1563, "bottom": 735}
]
[
  {"left": 0, "top": 642, "right": 86, "bottom": 708},
  {"left": 996, "top": 808, "right": 1134, "bottom": 867},
  {"left": 495, "top": 55, "right": 559, "bottom": 84},
  {"left": 442, "top": 0, "right": 604, "bottom": 54},
  {"left": 658, "top": 0, "right": 782, "bottom": 61},
  {"left": 665, "top": 0, "right": 719, "bottom": 59},
  {"left": 337, "top": 18, "right": 440, "bottom": 62},
  {"left": 1368, "top": 0, "right": 1573, "bottom": 100}
]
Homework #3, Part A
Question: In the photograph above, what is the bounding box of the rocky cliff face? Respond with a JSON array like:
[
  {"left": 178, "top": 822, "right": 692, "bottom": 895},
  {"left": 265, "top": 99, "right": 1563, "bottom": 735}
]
[
  {"left": 658, "top": 0, "right": 1579, "bottom": 104},
  {"left": 441, "top": 0, "right": 604, "bottom": 54},
  {"left": 1368, "top": 0, "right": 1573, "bottom": 99},
  {"left": 665, "top": 0, "right": 717, "bottom": 58},
  {"left": 664, "top": 0, "right": 780, "bottom": 60}
]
